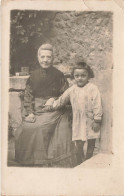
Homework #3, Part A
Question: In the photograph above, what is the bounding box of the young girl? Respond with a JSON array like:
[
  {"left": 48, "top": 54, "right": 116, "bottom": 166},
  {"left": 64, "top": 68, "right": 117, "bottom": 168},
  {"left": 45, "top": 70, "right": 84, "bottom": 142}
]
[{"left": 45, "top": 62, "right": 103, "bottom": 165}]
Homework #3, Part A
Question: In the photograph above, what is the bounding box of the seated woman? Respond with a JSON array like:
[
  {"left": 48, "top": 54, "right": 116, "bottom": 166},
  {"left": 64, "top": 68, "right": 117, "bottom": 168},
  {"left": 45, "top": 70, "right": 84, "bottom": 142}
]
[{"left": 15, "top": 43, "right": 78, "bottom": 167}]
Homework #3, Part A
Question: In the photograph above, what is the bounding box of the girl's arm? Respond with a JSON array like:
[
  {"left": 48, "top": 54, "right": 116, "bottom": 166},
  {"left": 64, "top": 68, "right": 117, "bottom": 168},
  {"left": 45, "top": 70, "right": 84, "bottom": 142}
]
[
  {"left": 91, "top": 86, "right": 103, "bottom": 122},
  {"left": 52, "top": 88, "right": 71, "bottom": 110}
]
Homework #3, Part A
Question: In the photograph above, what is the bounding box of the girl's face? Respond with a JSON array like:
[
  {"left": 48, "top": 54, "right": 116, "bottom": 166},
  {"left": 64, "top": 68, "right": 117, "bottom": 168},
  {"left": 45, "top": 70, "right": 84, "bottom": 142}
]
[{"left": 74, "top": 69, "right": 89, "bottom": 87}]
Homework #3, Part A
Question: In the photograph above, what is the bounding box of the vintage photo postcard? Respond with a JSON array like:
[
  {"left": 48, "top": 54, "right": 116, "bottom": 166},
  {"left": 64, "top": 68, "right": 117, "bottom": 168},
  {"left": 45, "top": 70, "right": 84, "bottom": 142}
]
[{"left": 1, "top": 0, "right": 124, "bottom": 195}]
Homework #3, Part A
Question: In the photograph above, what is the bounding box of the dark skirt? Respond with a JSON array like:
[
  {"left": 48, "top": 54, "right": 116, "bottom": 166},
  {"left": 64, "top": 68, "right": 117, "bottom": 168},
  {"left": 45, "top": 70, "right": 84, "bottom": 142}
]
[{"left": 15, "top": 108, "right": 78, "bottom": 167}]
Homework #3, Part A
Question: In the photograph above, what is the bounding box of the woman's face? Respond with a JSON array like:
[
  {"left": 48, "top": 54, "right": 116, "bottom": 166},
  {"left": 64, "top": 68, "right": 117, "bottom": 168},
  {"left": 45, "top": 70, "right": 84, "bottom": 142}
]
[
  {"left": 38, "top": 49, "right": 53, "bottom": 69},
  {"left": 74, "top": 69, "right": 89, "bottom": 87}
]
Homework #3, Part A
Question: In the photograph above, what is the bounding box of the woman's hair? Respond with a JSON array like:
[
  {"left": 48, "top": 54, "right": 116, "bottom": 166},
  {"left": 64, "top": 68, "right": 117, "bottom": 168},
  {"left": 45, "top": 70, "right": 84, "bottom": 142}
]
[
  {"left": 37, "top": 43, "right": 53, "bottom": 58},
  {"left": 72, "top": 62, "right": 94, "bottom": 78}
]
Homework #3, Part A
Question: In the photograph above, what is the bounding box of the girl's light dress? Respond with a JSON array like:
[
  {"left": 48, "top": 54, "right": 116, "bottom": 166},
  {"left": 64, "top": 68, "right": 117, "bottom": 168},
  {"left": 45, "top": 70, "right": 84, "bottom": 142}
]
[{"left": 53, "top": 82, "right": 103, "bottom": 141}]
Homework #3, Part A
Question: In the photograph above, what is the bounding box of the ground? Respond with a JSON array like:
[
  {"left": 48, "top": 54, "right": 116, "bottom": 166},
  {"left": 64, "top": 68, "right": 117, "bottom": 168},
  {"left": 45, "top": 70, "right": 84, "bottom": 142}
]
[{"left": 8, "top": 135, "right": 100, "bottom": 167}]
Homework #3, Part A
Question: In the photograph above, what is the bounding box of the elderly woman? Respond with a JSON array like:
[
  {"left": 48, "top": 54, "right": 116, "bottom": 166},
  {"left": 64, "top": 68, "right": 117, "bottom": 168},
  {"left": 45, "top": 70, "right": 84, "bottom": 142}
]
[{"left": 15, "top": 44, "right": 77, "bottom": 167}]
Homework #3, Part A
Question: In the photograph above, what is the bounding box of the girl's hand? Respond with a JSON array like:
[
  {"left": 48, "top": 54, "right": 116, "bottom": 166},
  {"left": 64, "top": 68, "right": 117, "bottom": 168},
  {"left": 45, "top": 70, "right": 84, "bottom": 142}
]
[
  {"left": 41, "top": 105, "right": 53, "bottom": 112},
  {"left": 45, "top": 98, "right": 55, "bottom": 106},
  {"left": 92, "top": 121, "right": 101, "bottom": 132},
  {"left": 24, "top": 113, "right": 36, "bottom": 123}
]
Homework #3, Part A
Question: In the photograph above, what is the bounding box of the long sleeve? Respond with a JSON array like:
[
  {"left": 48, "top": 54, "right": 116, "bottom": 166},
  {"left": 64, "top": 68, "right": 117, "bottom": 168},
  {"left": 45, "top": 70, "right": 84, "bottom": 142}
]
[
  {"left": 59, "top": 75, "right": 69, "bottom": 95},
  {"left": 23, "top": 77, "right": 35, "bottom": 116},
  {"left": 91, "top": 86, "right": 103, "bottom": 121},
  {"left": 53, "top": 88, "right": 70, "bottom": 110}
]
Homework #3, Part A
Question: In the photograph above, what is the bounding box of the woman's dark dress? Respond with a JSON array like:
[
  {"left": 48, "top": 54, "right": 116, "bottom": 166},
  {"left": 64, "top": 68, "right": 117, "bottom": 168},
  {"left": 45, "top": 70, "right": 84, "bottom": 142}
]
[{"left": 15, "top": 66, "right": 77, "bottom": 167}]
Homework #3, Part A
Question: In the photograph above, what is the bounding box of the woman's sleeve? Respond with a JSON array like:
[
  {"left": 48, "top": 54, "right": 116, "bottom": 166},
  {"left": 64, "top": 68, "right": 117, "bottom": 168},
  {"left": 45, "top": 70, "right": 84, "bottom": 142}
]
[
  {"left": 23, "top": 77, "right": 35, "bottom": 116},
  {"left": 59, "top": 75, "right": 69, "bottom": 94},
  {"left": 91, "top": 86, "right": 103, "bottom": 122},
  {"left": 53, "top": 88, "right": 70, "bottom": 110}
]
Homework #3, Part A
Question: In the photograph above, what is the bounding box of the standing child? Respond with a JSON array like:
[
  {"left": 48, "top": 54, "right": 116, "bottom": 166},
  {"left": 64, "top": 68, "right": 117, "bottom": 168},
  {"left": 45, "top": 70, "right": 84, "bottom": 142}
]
[{"left": 45, "top": 62, "right": 103, "bottom": 165}]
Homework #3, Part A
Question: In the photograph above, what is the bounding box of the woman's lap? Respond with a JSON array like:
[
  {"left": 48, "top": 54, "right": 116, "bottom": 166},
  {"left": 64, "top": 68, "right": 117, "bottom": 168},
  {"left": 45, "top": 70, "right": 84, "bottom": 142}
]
[{"left": 15, "top": 109, "right": 78, "bottom": 167}]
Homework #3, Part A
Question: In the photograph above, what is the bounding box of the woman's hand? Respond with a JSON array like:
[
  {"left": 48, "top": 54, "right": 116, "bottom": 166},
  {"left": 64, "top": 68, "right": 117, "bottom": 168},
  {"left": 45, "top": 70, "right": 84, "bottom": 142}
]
[
  {"left": 92, "top": 121, "right": 101, "bottom": 132},
  {"left": 24, "top": 113, "right": 36, "bottom": 123}
]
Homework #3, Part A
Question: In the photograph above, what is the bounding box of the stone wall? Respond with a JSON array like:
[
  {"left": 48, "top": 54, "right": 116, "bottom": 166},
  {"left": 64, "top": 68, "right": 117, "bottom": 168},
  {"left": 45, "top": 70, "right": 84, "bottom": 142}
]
[{"left": 52, "top": 11, "right": 113, "bottom": 71}]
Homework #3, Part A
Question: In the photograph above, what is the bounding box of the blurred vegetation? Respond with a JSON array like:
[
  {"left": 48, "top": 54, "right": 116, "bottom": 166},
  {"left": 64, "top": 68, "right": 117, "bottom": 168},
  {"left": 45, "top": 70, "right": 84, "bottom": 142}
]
[{"left": 10, "top": 10, "right": 56, "bottom": 75}]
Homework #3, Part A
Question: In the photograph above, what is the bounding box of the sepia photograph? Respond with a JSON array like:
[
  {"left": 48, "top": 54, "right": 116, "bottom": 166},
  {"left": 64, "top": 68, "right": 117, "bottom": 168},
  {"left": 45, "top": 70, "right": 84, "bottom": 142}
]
[
  {"left": 8, "top": 10, "right": 113, "bottom": 168},
  {"left": 2, "top": 0, "right": 124, "bottom": 195}
]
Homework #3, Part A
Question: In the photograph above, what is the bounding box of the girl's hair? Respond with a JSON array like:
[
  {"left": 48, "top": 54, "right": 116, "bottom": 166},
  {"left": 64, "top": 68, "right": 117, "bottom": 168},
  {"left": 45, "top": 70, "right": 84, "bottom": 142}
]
[{"left": 72, "top": 62, "right": 94, "bottom": 78}]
